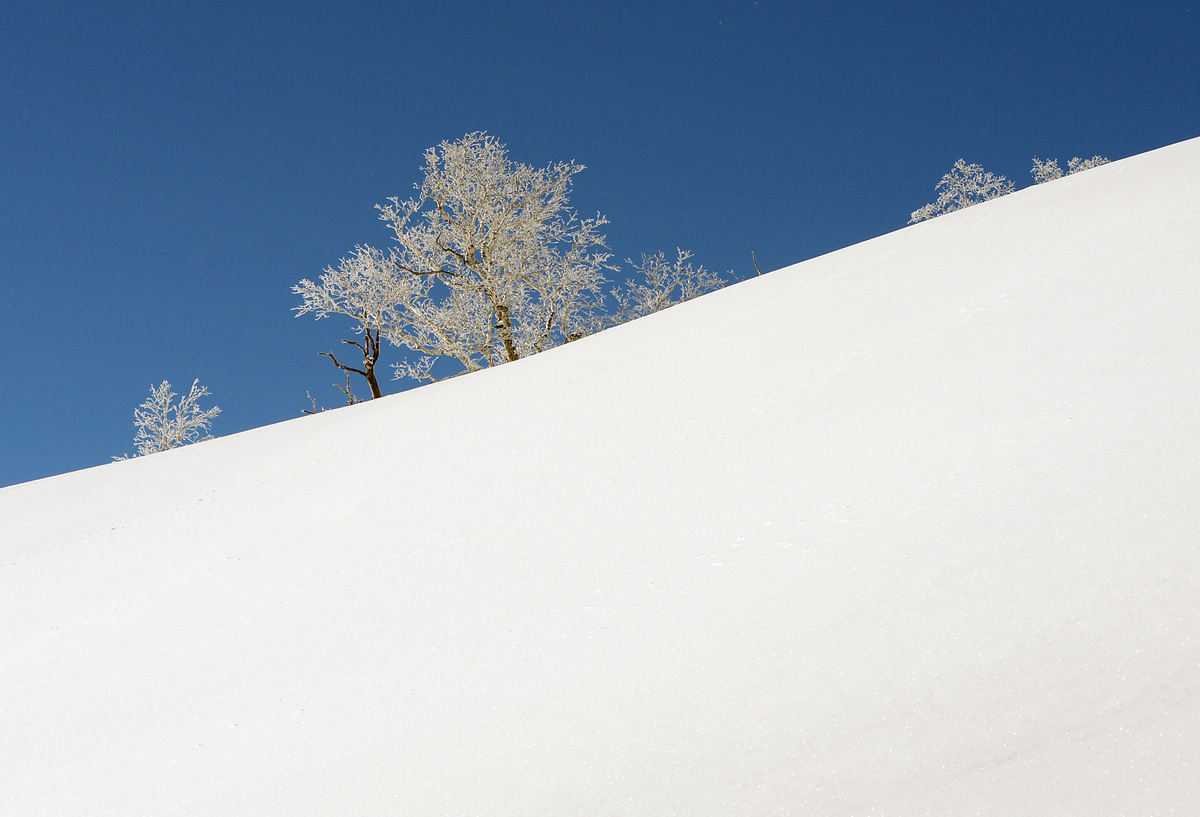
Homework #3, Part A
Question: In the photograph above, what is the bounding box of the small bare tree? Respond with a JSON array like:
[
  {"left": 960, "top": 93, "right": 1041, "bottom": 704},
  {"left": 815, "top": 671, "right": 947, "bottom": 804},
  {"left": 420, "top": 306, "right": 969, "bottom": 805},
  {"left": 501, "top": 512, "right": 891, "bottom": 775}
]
[
  {"left": 909, "top": 159, "right": 1015, "bottom": 223},
  {"left": 609, "top": 249, "right": 728, "bottom": 325},
  {"left": 115, "top": 379, "right": 221, "bottom": 459},
  {"left": 1030, "top": 156, "right": 1064, "bottom": 184},
  {"left": 293, "top": 244, "right": 411, "bottom": 401},
  {"left": 1031, "top": 154, "right": 1110, "bottom": 183}
]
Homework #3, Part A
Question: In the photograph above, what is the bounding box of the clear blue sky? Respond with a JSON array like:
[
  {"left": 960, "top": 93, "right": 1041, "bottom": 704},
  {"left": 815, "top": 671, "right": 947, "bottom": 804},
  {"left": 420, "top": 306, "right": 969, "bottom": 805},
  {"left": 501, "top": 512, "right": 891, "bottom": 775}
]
[{"left": 2, "top": 0, "right": 1197, "bottom": 487}]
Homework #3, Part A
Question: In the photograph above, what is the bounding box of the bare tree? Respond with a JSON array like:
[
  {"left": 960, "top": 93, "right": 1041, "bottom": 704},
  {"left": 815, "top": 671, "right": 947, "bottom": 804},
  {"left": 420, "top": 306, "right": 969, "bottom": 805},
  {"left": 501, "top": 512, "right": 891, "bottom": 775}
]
[
  {"left": 609, "top": 249, "right": 729, "bottom": 325},
  {"left": 295, "top": 133, "right": 741, "bottom": 401},
  {"left": 115, "top": 379, "right": 221, "bottom": 459},
  {"left": 374, "top": 131, "right": 614, "bottom": 382},
  {"left": 1031, "top": 154, "right": 1110, "bottom": 184},
  {"left": 295, "top": 133, "right": 614, "bottom": 394},
  {"left": 909, "top": 159, "right": 1015, "bottom": 223},
  {"left": 293, "top": 245, "right": 407, "bottom": 401}
]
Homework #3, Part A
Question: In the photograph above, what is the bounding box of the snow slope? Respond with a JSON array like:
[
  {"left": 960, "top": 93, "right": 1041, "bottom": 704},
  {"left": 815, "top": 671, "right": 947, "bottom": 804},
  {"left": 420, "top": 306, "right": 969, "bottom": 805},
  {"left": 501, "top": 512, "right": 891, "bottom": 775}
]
[{"left": 3, "top": 137, "right": 1199, "bottom": 815}]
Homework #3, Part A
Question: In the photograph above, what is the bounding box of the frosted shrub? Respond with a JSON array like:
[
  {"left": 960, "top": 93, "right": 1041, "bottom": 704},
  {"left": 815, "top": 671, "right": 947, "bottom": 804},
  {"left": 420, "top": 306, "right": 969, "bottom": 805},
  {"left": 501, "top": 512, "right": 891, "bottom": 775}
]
[
  {"left": 610, "top": 249, "right": 727, "bottom": 324},
  {"left": 1031, "top": 154, "right": 1110, "bottom": 184},
  {"left": 293, "top": 244, "right": 410, "bottom": 402},
  {"left": 116, "top": 379, "right": 221, "bottom": 459},
  {"left": 1030, "top": 157, "right": 1064, "bottom": 184},
  {"left": 1067, "top": 155, "right": 1110, "bottom": 174},
  {"left": 909, "top": 159, "right": 1015, "bottom": 223}
]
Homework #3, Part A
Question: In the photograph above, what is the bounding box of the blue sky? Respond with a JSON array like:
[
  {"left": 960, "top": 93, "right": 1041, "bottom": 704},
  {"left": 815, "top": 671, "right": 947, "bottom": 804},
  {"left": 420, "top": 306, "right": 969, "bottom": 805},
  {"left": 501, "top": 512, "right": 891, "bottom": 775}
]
[{"left": 2, "top": 0, "right": 1197, "bottom": 487}]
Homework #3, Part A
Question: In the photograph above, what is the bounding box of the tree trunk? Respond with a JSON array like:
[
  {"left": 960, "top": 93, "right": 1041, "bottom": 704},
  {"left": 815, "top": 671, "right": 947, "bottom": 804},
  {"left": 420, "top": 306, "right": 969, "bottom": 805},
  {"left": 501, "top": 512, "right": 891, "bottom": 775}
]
[
  {"left": 495, "top": 304, "right": 520, "bottom": 362},
  {"left": 362, "top": 328, "right": 383, "bottom": 399},
  {"left": 363, "top": 359, "right": 383, "bottom": 399}
]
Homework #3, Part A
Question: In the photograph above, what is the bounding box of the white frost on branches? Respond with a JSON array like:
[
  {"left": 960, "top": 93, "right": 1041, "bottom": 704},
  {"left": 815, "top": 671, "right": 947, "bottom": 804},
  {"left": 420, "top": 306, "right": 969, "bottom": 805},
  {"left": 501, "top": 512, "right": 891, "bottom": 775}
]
[
  {"left": 295, "top": 132, "right": 615, "bottom": 389},
  {"left": 295, "top": 132, "right": 734, "bottom": 398},
  {"left": 292, "top": 244, "right": 417, "bottom": 400},
  {"left": 375, "top": 131, "right": 614, "bottom": 381},
  {"left": 909, "top": 159, "right": 1016, "bottom": 223},
  {"left": 293, "top": 244, "right": 415, "bottom": 333},
  {"left": 611, "top": 249, "right": 728, "bottom": 324},
  {"left": 1030, "top": 157, "right": 1065, "bottom": 184},
  {"left": 1068, "top": 155, "right": 1110, "bottom": 174},
  {"left": 1031, "top": 155, "right": 1110, "bottom": 184},
  {"left": 116, "top": 379, "right": 221, "bottom": 459}
]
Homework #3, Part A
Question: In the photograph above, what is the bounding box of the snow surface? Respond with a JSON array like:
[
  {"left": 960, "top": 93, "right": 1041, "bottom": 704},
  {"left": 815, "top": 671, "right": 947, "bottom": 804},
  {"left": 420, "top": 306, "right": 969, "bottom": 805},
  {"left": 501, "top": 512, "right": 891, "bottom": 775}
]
[{"left": 3, "top": 137, "right": 1199, "bottom": 815}]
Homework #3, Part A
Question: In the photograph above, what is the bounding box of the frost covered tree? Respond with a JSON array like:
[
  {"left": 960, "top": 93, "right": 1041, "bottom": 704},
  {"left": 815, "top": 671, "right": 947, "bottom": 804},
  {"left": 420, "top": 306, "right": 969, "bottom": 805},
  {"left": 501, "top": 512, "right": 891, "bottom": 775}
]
[
  {"left": 909, "top": 159, "right": 1015, "bottom": 223},
  {"left": 296, "top": 133, "right": 613, "bottom": 390},
  {"left": 372, "top": 131, "right": 613, "bottom": 383},
  {"left": 116, "top": 379, "right": 221, "bottom": 459},
  {"left": 296, "top": 132, "right": 731, "bottom": 398},
  {"left": 1030, "top": 156, "right": 1064, "bottom": 184},
  {"left": 1031, "top": 155, "right": 1110, "bottom": 183},
  {"left": 293, "top": 244, "right": 403, "bottom": 401},
  {"left": 1068, "top": 155, "right": 1110, "bottom": 174},
  {"left": 610, "top": 249, "right": 728, "bottom": 325}
]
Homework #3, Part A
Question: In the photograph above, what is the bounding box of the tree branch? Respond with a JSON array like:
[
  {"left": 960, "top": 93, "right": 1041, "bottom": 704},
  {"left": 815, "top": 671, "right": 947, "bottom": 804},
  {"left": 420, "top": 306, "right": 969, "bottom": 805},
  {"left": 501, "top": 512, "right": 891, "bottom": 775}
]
[{"left": 320, "top": 350, "right": 367, "bottom": 378}]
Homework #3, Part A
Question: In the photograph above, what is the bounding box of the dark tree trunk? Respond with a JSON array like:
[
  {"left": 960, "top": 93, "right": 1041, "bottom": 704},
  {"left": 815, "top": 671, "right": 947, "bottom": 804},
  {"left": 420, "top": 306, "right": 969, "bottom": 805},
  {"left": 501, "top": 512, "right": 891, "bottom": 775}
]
[
  {"left": 320, "top": 327, "right": 384, "bottom": 403},
  {"left": 495, "top": 304, "right": 519, "bottom": 362}
]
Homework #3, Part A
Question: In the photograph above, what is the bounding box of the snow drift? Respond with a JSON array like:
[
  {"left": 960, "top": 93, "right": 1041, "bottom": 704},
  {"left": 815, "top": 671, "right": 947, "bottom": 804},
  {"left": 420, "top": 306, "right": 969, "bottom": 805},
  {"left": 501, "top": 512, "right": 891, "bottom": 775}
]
[{"left": 2, "top": 137, "right": 1199, "bottom": 815}]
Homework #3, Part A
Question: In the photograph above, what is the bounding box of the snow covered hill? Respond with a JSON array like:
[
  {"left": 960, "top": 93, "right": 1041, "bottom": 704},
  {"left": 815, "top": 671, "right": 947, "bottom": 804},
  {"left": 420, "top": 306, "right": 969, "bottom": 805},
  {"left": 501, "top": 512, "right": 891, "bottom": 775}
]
[{"left": 2, "top": 137, "right": 1199, "bottom": 816}]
